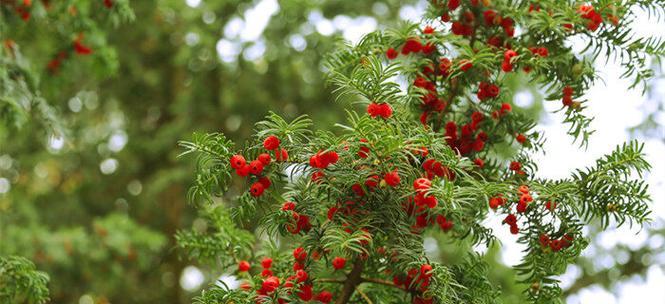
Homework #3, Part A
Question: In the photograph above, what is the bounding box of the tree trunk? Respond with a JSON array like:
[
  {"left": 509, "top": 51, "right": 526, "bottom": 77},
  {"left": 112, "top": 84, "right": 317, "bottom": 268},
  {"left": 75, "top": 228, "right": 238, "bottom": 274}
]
[{"left": 335, "top": 259, "right": 365, "bottom": 304}]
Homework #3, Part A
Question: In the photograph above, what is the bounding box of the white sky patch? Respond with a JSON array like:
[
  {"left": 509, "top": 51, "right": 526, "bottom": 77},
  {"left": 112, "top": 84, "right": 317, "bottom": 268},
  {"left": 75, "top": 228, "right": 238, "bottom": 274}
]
[
  {"left": 180, "top": 266, "right": 205, "bottom": 291},
  {"left": 216, "top": 39, "right": 241, "bottom": 63},
  {"left": 99, "top": 158, "right": 118, "bottom": 175},
  {"left": 216, "top": 274, "right": 241, "bottom": 290},
  {"left": 108, "top": 131, "right": 128, "bottom": 152},
  {"left": 239, "top": 0, "right": 279, "bottom": 42},
  {"left": 48, "top": 135, "right": 65, "bottom": 151},
  {"left": 185, "top": 0, "right": 201, "bottom": 8}
]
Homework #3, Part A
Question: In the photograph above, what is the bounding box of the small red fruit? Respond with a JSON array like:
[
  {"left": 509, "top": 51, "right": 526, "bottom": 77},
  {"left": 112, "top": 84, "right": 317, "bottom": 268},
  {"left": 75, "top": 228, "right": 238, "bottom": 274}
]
[
  {"left": 263, "top": 135, "right": 280, "bottom": 150},
  {"left": 238, "top": 260, "right": 250, "bottom": 272},
  {"left": 249, "top": 160, "right": 264, "bottom": 175},
  {"left": 332, "top": 257, "right": 346, "bottom": 270},
  {"left": 250, "top": 182, "right": 265, "bottom": 197},
  {"left": 258, "top": 153, "right": 271, "bottom": 165},
  {"left": 384, "top": 170, "right": 401, "bottom": 187}
]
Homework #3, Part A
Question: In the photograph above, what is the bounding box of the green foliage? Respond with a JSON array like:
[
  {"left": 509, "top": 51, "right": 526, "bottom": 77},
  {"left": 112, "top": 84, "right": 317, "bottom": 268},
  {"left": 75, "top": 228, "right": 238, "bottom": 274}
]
[
  {"left": 0, "top": 255, "right": 50, "bottom": 304},
  {"left": 178, "top": 1, "right": 660, "bottom": 303},
  {"left": 176, "top": 205, "right": 254, "bottom": 267}
]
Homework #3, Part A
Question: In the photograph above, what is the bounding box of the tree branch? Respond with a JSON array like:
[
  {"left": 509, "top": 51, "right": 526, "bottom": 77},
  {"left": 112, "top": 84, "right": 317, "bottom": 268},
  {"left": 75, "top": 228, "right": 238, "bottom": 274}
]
[{"left": 335, "top": 259, "right": 365, "bottom": 304}]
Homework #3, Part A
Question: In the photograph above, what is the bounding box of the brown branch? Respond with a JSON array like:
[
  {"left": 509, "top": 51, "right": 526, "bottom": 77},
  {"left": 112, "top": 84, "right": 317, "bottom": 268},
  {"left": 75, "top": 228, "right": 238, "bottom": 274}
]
[
  {"left": 318, "top": 278, "right": 345, "bottom": 284},
  {"left": 356, "top": 288, "right": 373, "bottom": 304},
  {"left": 361, "top": 277, "right": 403, "bottom": 289},
  {"left": 335, "top": 259, "right": 365, "bottom": 304}
]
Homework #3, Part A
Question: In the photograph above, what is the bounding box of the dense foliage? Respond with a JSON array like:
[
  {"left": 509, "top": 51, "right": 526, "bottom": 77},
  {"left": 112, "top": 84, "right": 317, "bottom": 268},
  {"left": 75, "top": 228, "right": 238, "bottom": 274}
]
[{"left": 178, "top": 0, "right": 663, "bottom": 303}]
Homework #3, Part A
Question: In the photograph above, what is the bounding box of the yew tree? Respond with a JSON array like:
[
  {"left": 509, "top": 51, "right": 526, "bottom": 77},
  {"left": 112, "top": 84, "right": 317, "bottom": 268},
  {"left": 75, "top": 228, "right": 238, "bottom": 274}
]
[{"left": 184, "top": 0, "right": 658, "bottom": 303}]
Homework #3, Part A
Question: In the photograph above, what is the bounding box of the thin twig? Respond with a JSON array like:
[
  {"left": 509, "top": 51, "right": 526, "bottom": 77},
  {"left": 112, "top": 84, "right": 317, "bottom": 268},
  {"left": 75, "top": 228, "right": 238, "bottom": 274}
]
[{"left": 356, "top": 288, "right": 373, "bottom": 304}]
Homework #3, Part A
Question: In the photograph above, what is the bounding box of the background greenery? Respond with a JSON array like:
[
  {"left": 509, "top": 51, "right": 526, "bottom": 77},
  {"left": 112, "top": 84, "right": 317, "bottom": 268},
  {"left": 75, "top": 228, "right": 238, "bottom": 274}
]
[{"left": 1, "top": 0, "right": 662, "bottom": 303}]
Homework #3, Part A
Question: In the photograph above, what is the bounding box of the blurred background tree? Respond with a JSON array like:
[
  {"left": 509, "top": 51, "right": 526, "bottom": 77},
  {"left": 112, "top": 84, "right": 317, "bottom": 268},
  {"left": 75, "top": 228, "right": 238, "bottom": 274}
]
[{"left": 1, "top": 0, "right": 663, "bottom": 303}]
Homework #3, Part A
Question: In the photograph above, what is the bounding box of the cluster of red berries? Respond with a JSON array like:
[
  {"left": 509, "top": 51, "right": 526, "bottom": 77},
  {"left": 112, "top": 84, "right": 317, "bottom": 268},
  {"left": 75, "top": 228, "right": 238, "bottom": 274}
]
[
  {"left": 562, "top": 85, "right": 575, "bottom": 107},
  {"left": 488, "top": 194, "right": 506, "bottom": 210},
  {"left": 502, "top": 213, "right": 519, "bottom": 234},
  {"left": 528, "top": 46, "right": 550, "bottom": 58},
  {"left": 281, "top": 201, "right": 312, "bottom": 235},
  {"left": 239, "top": 248, "right": 333, "bottom": 303},
  {"left": 502, "top": 49, "right": 518, "bottom": 72},
  {"left": 497, "top": 185, "right": 533, "bottom": 234},
  {"left": 403, "top": 177, "right": 453, "bottom": 233},
  {"left": 73, "top": 34, "right": 93, "bottom": 55},
  {"left": 392, "top": 264, "right": 435, "bottom": 303},
  {"left": 44, "top": 34, "right": 93, "bottom": 74},
  {"left": 422, "top": 158, "right": 454, "bottom": 180},
  {"left": 229, "top": 135, "right": 288, "bottom": 197},
  {"left": 539, "top": 233, "right": 574, "bottom": 252},
  {"left": 477, "top": 82, "right": 500, "bottom": 101},
  {"left": 578, "top": 4, "right": 603, "bottom": 31},
  {"left": 385, "top": 29, "right": 437, "bottom": 60},
  {"left": 515, "top": 185, "right": 533, "bottom": 213},
  {"left": 509, "top": 161, "right": 525, "bottom": 175},
  {"left": 444, "top": 119, "right": 487, "bottom": 156},
  {"left": 367, "top": 102, "right": 393, "bottom": 119},
  {"left": 309, "top": 150, "right": 339, "bottom": 169},
  {"left": 490, "top": 102, "right": 512, "bottom": 120},
  {"left": 444, "top": 0, "right": 514, "bottom": 38},
  {"left": 413, "top": 178, "right": 437, "bottom": 209}
]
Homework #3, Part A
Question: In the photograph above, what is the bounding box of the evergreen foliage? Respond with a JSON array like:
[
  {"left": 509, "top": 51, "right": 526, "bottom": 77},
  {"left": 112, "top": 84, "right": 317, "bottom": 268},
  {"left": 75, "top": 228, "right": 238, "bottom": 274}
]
[{"left": 178, "top": 1, "right": 662, "bottom": 303}]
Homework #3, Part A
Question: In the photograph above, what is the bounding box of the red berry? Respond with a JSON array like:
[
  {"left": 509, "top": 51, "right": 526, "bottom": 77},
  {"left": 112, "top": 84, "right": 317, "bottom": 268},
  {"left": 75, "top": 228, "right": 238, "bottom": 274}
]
[
  {"left": 236, "top": 164, "right": 250, "bottom": 177},
  {"left": 275, "top": 148, "right": 289, "bottom": 161},
  {"left": 386, "top": 47, "right": 398, "bottom": 59},
  {"left": 504, "top": 50, "right": 518, "bottom": 61},
  {"left": 258, "top": 153, "right": 272, "bottom": 165},
  {"left": 238, "top": 260, "right": 250, "bottom": 272},
  {"left": 503, "top": 214, "right": 517, "bottom": 225},
  {"left": 258, "top": 176, "right": 271, "bottom": 189},
  {"left": 332, "top": 256, "right": 347, "bottom": 270},
  {"left": 539, "top": 234, "right": 551, "bottom": 248},
  {"left": 261, "top": 269, "right": 273, "bottom": 277},
  {"left": 509, "top": 161, "right": 521, "bottom": 171},
  {"left": 459, "top": 60, "right": 473, "bottom": 71},
  {"left": 282, "top": 201, "right": 296, "bottom": 211},
  {"left": 448, "top": 0, "right": 460, "bottom": 11},
  {"left": 474, "top": 158, "right": 485, "bottom": 168},
  {"left": 413, "top": 178, "right": 432, "bottom": 192},
  {"left": 420, "top": 264, "right": 433, "bottom": 277},
  {"left": 261, "top": 257, "right": 273, "bottom": 269},
  {"left": 501, "top": 60, "right": 513, "bottom": 72},
  {"left": 262, "top": 276, "right": 280, "bottom": 293},
  {"left": 516, "top": 133, "right": 527, "bottom": 144},
  {"left": 315, "top": 291, "right": 332, "bottom": 303},
  {"left": 293, "top": 247, "right": 307, "bottom": 261},
  {"left": 230, "top": 154, "right": 246, "bottom": 169},
  {"left": 250, "top": 182, "right": 265, "bottom": 197},
  {"left": 295, "top": 269, "right": 308, "bottom": 282},
  {"left": 517, "top": 201, "right": 528, "bottom": 213},
  {"left": 509, "top": 225, "right": 519, "bottom": 235},
  {"left": 423, "top": 25, "right": 435, "bottom": 34},
  {"left": 351, "top": 183, "right": 365, "bottom": 196},
  {"left": 249, "top": 160, "right": 264, "bottom": 175},
  {"left": 545, "top": 201, "right": 557, "bottom": 211},
  {"left": 500, "top": 103, "right": 512, "bottom": 114},
  {"left": 327, "top": 206, "right": 338, "bottom": 220},
  {"left": 263, "top": 135, "right": 280, "bottom": 150},
  {"left": 483, "top": 10, "right": 497, "bottom": 26},
  {"left": 297, "top": 284, "right": 313, "bottom": 301},
  {"left": 384, "top": 170, "right": 401, "bottom": 187}
]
